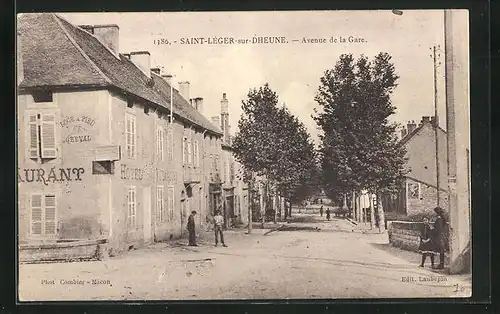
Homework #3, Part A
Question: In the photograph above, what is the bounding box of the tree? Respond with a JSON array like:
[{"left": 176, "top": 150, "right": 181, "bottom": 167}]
[
  {"left": 233, "top": 83, "right": 319, "bottom": 221},
  {"left": 314, "top": 53, "right": 407, "bottom": 228}
]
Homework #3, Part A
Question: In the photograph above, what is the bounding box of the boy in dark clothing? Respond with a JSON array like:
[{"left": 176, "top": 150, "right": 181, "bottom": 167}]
[
  {"left": 320, "top": 206, "right": 324, "bottom": 217},
  {"left": 325, "top": 208, "right": 331, "bottom": 221},
  {"left": 418, "top": 218, "right": 435, "bottom": 268},
  {"left": 187, "top": 210, "right": 197, "bottom": 246}
]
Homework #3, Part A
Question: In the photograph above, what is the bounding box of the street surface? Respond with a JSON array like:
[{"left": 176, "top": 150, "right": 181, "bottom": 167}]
[{"left": 18, "top": 209, "right": 471, "bottom": 300}]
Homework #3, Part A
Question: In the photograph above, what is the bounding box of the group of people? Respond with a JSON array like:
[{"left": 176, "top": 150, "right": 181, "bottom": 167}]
[
  {"left": 319, "top": 206, "right": 331, "bottom": 221},
  {"left": 186, "top": 207, "right": 228, "bottom": 247},
  {"left": 418, "top": 206, "right": 448, "bottom": 269}
]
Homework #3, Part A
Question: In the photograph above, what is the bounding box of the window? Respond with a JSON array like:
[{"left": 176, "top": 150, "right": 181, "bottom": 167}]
[
  {"left": 30, "top": 193, "right": 56, "bottom": 235},
  {"left": 125, "top": 113, "right": 136, "bottom": 159},
  {"left": 167, "top": 186, "right": 175, "bottom": 221},
  {"left": 167, "top": 127, "right": 173, "bottom": 161},
  {"left": 92, "top": 160, "right": 114, "bottom": 174},
  {"left": 193, "top": 140, "right": 199, "bottom": 168},
  {"left": 187, "top": 137, "right": 192, "bottom": 165},
  {"left": 182, "top": 137, "right": 188, "bottom": 164},
  {"left": 127, "top": 186, "right": 137, "bottom": 227},
  {"left": 407, "top": 182, "right": 420, "bottom": 199},
  {"left": 157, "top": 186, "right": 165, "bottom": 222},
  {"left": 28, "top": 113, "right": 57, "bottom": 159},
  {"left": 32, "top": 91, "right": 53, "bottom": 103},
  {"left": 157, "top": 127, "right": 164, "bottom": 162}
]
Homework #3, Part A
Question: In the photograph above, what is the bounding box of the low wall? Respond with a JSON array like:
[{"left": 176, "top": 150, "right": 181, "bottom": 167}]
[
  {"left": 19, "top": 239, "right": 108, "bottom": 263},
  {"left": 388, "top": 221, "right": 450, "bottom": 253}
]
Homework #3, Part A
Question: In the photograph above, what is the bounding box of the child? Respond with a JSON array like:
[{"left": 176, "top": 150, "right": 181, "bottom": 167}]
[{"left": 418, "top": 218, "right": 435, "bottom": 268}]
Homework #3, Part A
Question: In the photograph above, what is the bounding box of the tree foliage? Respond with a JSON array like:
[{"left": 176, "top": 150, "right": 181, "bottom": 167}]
[
  {"left": 232, "top": 83, "right": 319, "bottom": 207},
  {"left": 314, "top": 53, "right": 407, "bottom": 199}
]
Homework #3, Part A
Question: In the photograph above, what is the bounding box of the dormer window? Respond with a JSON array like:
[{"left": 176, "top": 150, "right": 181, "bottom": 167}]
[{"left": 33, "top": 91, "right": 53, "bottom": 103}]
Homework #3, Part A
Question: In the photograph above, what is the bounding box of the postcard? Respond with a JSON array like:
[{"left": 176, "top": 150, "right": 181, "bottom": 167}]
[{"left": 17, "top": 10, "right": 471, "bottom": 301}]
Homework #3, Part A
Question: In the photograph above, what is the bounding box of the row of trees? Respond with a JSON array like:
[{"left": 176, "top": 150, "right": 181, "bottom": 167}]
[
  {"left": 232, "top": 84, "right": 320, "bottom": 221},
  {"left": 233, "top": 52, "right": 407, "bottom": 229},
  {"left": 313, "top": 53, "right": 407, "bottom": 226}
]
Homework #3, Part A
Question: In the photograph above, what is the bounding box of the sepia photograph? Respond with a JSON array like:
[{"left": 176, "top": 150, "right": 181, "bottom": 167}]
[{"left": 16, "top": 10, "right": 472, "bottom": 301}]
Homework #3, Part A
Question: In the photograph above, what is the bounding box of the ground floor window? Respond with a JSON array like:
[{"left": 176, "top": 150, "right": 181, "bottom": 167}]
[
  {"left": 30, "top": 193, "right": 57, "bottom": 236},
  {"left": 157, "top": 185, "right": 165, "bottom": 222},
  {"left": 167, "top": 186, "right": 175, "bottom": 221},
  {"left": 127, "top": 186, "right": 137, "bottom": 227}
]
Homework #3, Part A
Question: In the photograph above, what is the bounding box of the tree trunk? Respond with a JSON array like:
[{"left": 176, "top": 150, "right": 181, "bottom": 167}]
[
  {"left": 377, "top": 192, "right": 386, "bottom": 234},
  {"left": 289, "top": 200, "right": 293, "bottom": 217},
  {"left": 369, "top": 192, "right": 375, "bottom": 229},
  {"left": 247, "top": 183, "right": 252, "bottom": 234},
  {"left": 273, "top": 192, "right": 277, "bottom": 224},
  {"left": 260, "top": 182, "right": 265, "bottom": 228}
]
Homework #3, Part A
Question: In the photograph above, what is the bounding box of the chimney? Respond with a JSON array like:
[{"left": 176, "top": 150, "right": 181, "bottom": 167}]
[
  {"left": 211, "top": 116, "right": 221, "bottom": 129},
  {"left": 407, "top": 120, "right": 417, "bottom": 133},
  {"left": 421, "top": 116, "right": 431, "bottom": 125},
  {"left": 178, "top": 81, "right": 190, "bottom": 101},
  {"left": 194, "top": 97, "right": 204, "bottom": 114},
  {"left": 17, "top": 30, "right": 23, "bottom": 85},
  {"left": 400, "top": 126, "right": 408, "bottom": 138},
  {"left": 151, "top": 67, "right": 161, "bottom": 75},
  {"left": 221, "top": 92, "right": 229, "bottom": 114},
  {"left": 123, "top": 53, "right": 130, "bottom": 59},
  {"left": 430, "top": 115, "right": 439, "bottom": 127},
  {"left": 162, "top": 74, "right": 172, "bottom": 84},
  {"left": 79, "top": 25, "right": 94, "bottom": 34},
  {"left": 130, "top": 51, "right": 151, "bottom": 78},
  {"left": 93, "top": 25, "right": 119, "bottom": 56}
]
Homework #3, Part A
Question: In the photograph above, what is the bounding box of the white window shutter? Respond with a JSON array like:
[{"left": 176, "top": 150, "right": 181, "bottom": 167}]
[
  {"left": 31, "top": 194, "right": 43, "bottom": 235},
  {"left": 44, "top": 195, "right": 56, "bottom": 235},
  {"left": 182, "top": 138, "right": 186, "bottom": 164},
  {"left": 28, "top": 114, "right": 39, "bottom": 158},
  {"left": 40, "top": 114, "right": 57, "bottom": 158}
]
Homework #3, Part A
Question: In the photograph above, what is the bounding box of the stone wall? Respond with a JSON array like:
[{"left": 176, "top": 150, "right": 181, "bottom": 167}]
[
  {"left": 19, "top": 239, "right": 108, "bottom": 263},
  {"left": 388, "top": 221, "right": 450, "bottom": 253}
]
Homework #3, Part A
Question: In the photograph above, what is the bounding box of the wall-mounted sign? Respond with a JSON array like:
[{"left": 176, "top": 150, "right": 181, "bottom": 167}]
[
  {"left": 60, "top": 115, "right": 96, "bottom": 144},
  {"left": 18, "top": 167, "right": 85, "bottom": 185},
  {"left": 95, "top": 145, "right": 121, "bottom": 161}
]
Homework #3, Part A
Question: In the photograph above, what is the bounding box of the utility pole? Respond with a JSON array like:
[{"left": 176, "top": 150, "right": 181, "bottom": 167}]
[{"left": 431, "top": 45, "right": 442, "bottom": 207}]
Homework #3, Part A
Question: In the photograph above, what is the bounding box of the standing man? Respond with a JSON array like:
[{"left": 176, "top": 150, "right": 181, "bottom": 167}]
[
  {"left": 320, "top": 205, "right": 324, "bottom": 217},
  {"left": 187, "top": 210, "right": 197, "bottom": 246},
  {"left": 432, "top": 207, "right": 447, "bottom": 269},
  {"left": 213, "top": 210, "right": 227, "bottom": 247},
  {"left": 326, "top": 207, "right": 331, "bottom": 221}
]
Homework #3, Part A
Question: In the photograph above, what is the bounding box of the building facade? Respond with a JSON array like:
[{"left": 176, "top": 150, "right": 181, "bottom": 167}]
[
  {"left": 382, "top": 116, "right": 449, "bottom": 216},
  {"left": 17, "top": 13, "right": 224, "bottom": 259}
]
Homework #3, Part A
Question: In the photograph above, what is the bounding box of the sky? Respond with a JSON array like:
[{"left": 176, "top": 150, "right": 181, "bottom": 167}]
[{"left": 61, "top": 10, "right": 452, "bottom": 145}]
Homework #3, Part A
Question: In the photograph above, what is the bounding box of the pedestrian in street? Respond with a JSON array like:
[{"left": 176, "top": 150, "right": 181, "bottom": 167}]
[
  {"left": 418, "top": 218, "right": 435, "bottom": 268},
  {"left": 320, "top": 205, "right": 323, "bottom": 217},
  {"left": 213, "top": 210, "right": 227, "bottom": 247},
  {"left": 325, "top": 207, "right": 331, "bottom": 221},
  {"left": 187, "top": 210, "right": 197, "bottom": 246},
  {"left": 432, "top": 207, "right": 447, "bottom": 269},
  {"left": 205, "top": 213, "right": 213, "bottom": 232}
]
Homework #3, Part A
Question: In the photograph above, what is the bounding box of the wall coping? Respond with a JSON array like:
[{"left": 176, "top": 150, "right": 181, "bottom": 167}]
[{"left": 19, "top": 238, "right": 107, "bottom": 250}]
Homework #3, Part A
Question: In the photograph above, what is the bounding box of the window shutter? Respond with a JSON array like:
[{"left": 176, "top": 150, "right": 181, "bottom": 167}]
[
  {"left": 40, "top": 114, "right": 57, "bottom": 158},
  {"left": 168, "top": 187, "right": 174, "bottom": 221},
  {"left": 31, "top": 194, "right": 43, "bottom": 235},
  {"left": 182, "top": 138, "right": 187, "bottom": 164},
  {"left": 28, "top": 114, "right": 39, "bottom": 158},
  {"left": 44, "top": 195, "right": 56, "bottom": 235},
  {"left": 167, "top": 128, "right": 173, "bottom": 161}
]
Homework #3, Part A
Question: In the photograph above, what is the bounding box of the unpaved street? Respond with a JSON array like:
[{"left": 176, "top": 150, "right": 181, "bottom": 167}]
[{"left": 18, "top": 214, "right": 471, "bottom": 300}]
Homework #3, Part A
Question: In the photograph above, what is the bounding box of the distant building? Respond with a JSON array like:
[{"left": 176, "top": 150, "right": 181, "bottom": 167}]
[
  {"left": 382, "top": 116, "right": 449, "bottom": 216},
  {"left": 211, "top": 94, "right": 249, "bottom": 228},
  {"left": 17, "top": 13, "right": 224, "bottom": 260}
]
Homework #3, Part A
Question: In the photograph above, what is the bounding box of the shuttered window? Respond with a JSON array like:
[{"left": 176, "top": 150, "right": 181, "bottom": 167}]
[
  {"left": 127, "top": 186, "right": 136, "bottom": 227},
  {"left": 157, "top": 127, "right": 164, "bottom": 162},
  {"left": 157, "top": 185, "right": 164, "bottom": 222},
  {"left": 182, "top": 137, "right": 187, "bottom": 164},
  {"left": 167, "top": 186, "right": 174, "bottom": 221},
  {"left": 167, "top": 128, "right": 173, "bottom": 161},
  {"left": 27, "top": 113, "right": 57, "bottom": 159},
  {"left": 193, "top": 140, "right": 199, "bottom": 168},
  {"left": 30, "top": 193, "right": 56, "bottom": 235},
  {"left": 126, "top": 113, "right": 136, "bottom": 159}
]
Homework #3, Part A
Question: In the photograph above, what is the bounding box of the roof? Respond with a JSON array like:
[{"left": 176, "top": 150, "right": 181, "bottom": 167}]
[
  {"left": 17, "top": 13, "right": 222, "bottom": 136},
  {"left": 398, "top": 122, "right": 447, "bottom": 147}
]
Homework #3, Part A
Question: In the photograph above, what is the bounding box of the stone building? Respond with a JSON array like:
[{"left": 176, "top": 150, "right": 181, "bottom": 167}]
[
  {"left": 211, "top": 94, "right": 249, "bottom": 228},
  {"left": 382, "top": 116, "right": 449, "bottom": 216},
  {"left": 17, "top": 13, "right": 224, "bottom": 261}
]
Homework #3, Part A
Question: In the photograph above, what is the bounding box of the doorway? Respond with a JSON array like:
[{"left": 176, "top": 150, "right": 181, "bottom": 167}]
[{"left": 143, "top": 186, "right": 152, "bottom": 244}]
